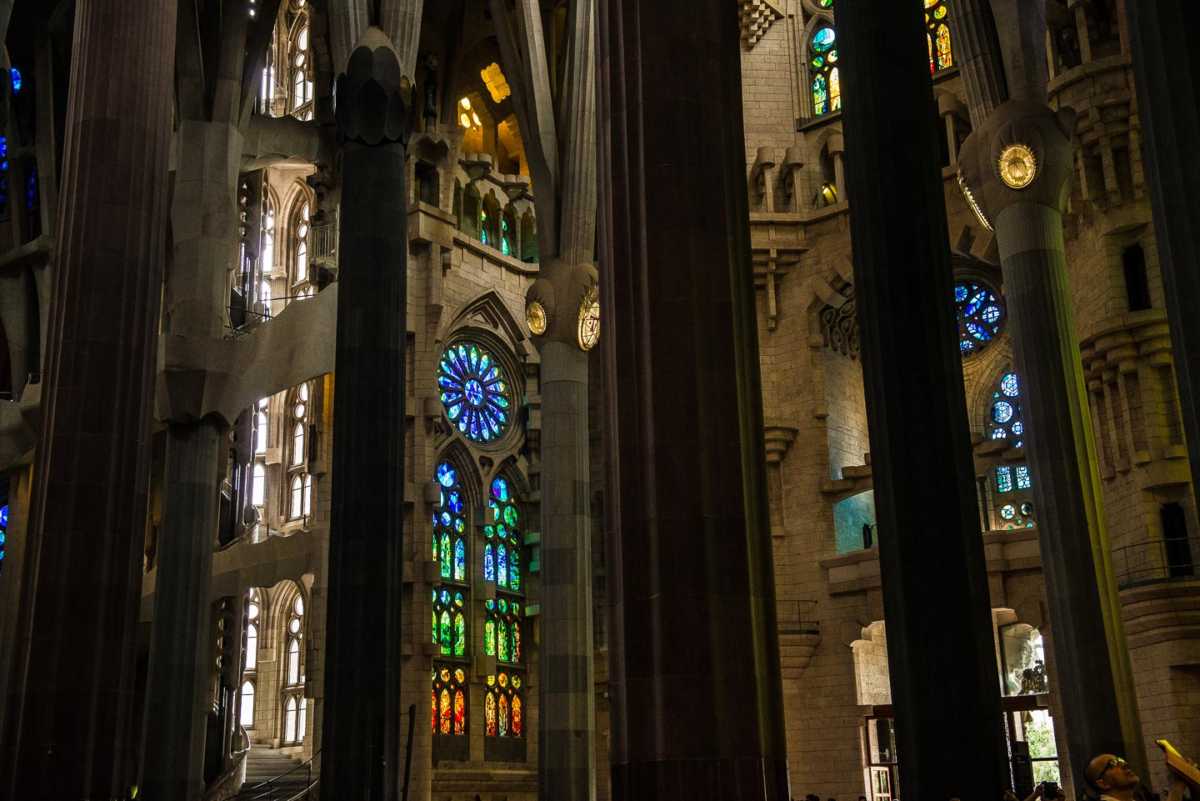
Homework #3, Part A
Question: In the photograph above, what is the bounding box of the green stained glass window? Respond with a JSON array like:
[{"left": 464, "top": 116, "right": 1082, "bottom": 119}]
[{"left": 810, "top": 25, "right": 840, "bottom": 116}]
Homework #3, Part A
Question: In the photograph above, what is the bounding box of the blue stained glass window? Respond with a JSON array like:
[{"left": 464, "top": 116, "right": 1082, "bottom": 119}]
[
  {"left": 438, "top": 462, "right": 457, "bottom": 488},
  {"left": 438, "top": 343, "right": 512, "bottom": 443},
  {"left": 996, "top": 466, "right": 1013, "bottom": 493},
  {"left": 955, "top": 281, "right": 1006, "bottom": 357},
  {"left": 497, "top": 544, "right": 508, "bottom": 587},
  {"left": 0, "top": 503, "right": 7, "bottom": 574},
  {"left": 484, "top": 544, "right": 495, "bottom": 582},
  {"left": 10, "top": 68, "right": 20, "bottom": 94},
  {"left": 990, "top": 371, "right": 1027, "bottom": 448}
]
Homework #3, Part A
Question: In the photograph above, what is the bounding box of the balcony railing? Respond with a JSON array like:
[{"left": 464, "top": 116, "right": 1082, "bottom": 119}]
[{"left": 1112, "top": 535, "right": 1199, "bottom": 590}]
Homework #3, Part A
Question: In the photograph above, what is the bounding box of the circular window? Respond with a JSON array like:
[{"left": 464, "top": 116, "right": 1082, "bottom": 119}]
[
  {"left": 955, "top": 281, "right": 1005, "bottom": 356},
  {"left": 438, "top": 342, "right": 513, "bottom": 443},
  {"left": 1000, "top": 504, "right": 1016, "bottom": 521}
]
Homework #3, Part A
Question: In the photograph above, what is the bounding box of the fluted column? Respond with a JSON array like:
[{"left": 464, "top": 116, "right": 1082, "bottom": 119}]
[
  {"left": 947, "top": 0, "right": 1009, "bottom": 127},
  {"left": 959, "top": 99, "right": 1145, "bottom": 784},
  {"left": 319, "top": 28, "right": 409, "bottom": 801},
  {"left": 836, "top": 4, "right": 1010, "bottom": 799},
  {"left": 1127, "top": 0, "right": 1200, "bottom": 556},
  {"left": 0, "top": 0, "right": 176, "bottom": 798},
  {"left": 597, "top": 0, "right": 789, "bottom": 797}
]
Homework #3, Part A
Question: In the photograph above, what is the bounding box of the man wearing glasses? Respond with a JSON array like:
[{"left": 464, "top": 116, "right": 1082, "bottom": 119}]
[{"left": 1084, "top": 754, "right": 1189, "bottom": 801}]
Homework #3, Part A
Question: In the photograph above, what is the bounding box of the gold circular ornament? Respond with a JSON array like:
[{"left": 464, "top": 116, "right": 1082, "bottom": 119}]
[
  {"left": 526, "top": 300, "right": 547, "bottom": 336},
  {"left": 998, "top": 144, "right": 1038, "bottom": 190},
  {"left": 577, "top": 286, "right": 600, "bottom": 351}
]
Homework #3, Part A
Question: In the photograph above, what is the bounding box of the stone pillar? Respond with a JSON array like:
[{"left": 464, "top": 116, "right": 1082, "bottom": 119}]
[
  {"left": 1127, "top": 0, "right": 1200, "bottom": 555},
  {"left": 0, "top": 0, "right": 176, "bottom": 798},
  {"left": 597, "top": 0, "right": 789, "bottom": 797},
  {"left": 835, "top": 4, "right": 1010, "bottom": 798},
  {"left": 959, "top": 100, "right": 1145, "bottom": 780},
  {"left": 525, "top": 295, "right": 597, "bottom": 801},
  {"left": 141, "top": 423, "right": 222, "bottom": 800},
  {"left": 142, "top": 117, "right": 242, "bottom": 801},
  {"left": 946, "top": 0, "right": 1009, "bottom": 126},
  {"left": 319, "top": 27, "right": 409, "bottom": 801}
]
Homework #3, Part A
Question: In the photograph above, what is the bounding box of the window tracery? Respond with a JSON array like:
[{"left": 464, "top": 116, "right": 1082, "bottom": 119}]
[
  {"left": 438, "top": 342, "right": 512, "bottom": 444},
  {"left": 290, "top": 198, "right": 313, "bottom": 300},
  {"left": 282, "top": 592, "right": 306, "bottom": 743},
  {"left": 287, "top": 0, "right": 313, "bottom": 121},
  {"left": 485, "top": 671, "right": 524, "bottom": 738},
  {"left": 987, "top": 371, "right": 1036, "bottom": 530},
  {"left": 432, "top": 666, "right": 468, "bottom": 737},
  {"left": 955, "top": 280, "right": 1005, "bottom": 357},
  {"left": 287, "top": 382, "right": 312, "bottom": 520}
]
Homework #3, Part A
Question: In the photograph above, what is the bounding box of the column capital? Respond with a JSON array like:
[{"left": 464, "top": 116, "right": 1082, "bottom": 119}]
[
  {"left": 958, "top": 100, "right": 1077, "bottom": 225},
  {"left": 334, "top": 27, "right": 411, "bottom": 147},
  {"left": 526, "top": 260, "right": 599, "bottom": 352}
]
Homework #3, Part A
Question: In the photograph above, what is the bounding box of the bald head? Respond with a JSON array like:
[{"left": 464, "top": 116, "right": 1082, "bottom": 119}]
[{"left": 1086, "top": 754, "right": 1139, "bottom": 793}]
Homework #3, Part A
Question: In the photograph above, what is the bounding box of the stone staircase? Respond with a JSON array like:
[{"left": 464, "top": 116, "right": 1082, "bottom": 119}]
[{"left": 233, "top": 747, "right": 311, "bottom": 800}]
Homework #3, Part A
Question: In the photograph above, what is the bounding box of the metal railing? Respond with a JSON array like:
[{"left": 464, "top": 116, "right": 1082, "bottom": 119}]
[
  {"left": 1113, "top": 535, "right": 1200, "bottom": 590},
  {"left": 236, "top": 750, "right": 320, "bottom": 801}
]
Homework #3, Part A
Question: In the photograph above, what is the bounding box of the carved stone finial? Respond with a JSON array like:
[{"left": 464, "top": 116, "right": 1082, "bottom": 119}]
[{"left": 334, "top": 27, "right": 411, "bottom": 146}]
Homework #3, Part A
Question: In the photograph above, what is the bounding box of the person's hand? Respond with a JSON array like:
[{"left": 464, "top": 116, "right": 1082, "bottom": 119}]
[{"left": 1020, "top": 784, "right": 1044, "bottom": 801}]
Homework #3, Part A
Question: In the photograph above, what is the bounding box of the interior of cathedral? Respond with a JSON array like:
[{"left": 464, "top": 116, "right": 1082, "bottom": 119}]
[{"left": 1, "top": 0, "right": 1200, "bottom": 800}]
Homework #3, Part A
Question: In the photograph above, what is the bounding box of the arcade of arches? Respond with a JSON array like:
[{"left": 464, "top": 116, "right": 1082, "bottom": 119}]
[{"left": 2, "top": 1, "right": 1200, "bottom": 800}]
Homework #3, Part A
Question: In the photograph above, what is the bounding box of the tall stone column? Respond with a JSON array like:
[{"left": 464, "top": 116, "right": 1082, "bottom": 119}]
[
  {"left": 959, "top": 100, "right": 1144, "bottom": 780},
  {"left": 835, "top": 5, "right": 1010, "bottom": 798},
  {"left": 526, "top": 281, "right": 597, "bottom": 801},
  {"left": 1127, "top": 1, "right": 1200, "bottom": 547},
  {"left": 319, "top": 28, "right": 409, "bottom": 801},
  {"left": 597, "top": 0, "right": 789, "bottom": 797},
  {"left": 141, "top": 117, "right": 242, "bottom": 801},
  {"left": 0, "top": 0, "right": 176, "bottom": 798}
]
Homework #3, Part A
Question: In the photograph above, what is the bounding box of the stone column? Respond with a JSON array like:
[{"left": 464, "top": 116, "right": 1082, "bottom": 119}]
[
  {"left": 835, "top": 4, "right": 1010, "bottom": 798},
  {"left": 0, "top": 0, "right": 176, "bottom": 798},
  {"left": 959, "top": 100, "right": 1145, "bottom": 780},
  {"left": 142, "top": 423, "right": 223, "bottom": 800},
  {"left": 946, "top": 0, "right": 1009, "bottom": 126},
  {"left": 141, "top": 117, "right": 243, "bottom": 801},
  {"left": 1127, "top": 0, "right": 1200, "bottom": 552},
  {"left": 597, "top": 0, "right": 789, "bottom": 797},
  {"left": 526, "top": 292, "right": 597, "bottom": 801},
  {"left": 319, "top": 27, "right": 409, "bottom": 801}
]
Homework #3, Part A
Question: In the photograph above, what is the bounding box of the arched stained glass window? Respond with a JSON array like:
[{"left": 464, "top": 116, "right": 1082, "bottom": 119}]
[
  {"left": 990, "top": 371, "right": 1026, "bottom": 447},
  {"left": 955, "top": 280, "right": 1006, "bottom": 356},
  {"left": 810, "top": 25, "right": 840, "bottom": 116},
  {"left": 925, "top": 0, "right": 953, "bottom": 73},
  {"left": 432, "top": 461, "right": 468, "bottom": 582},
  {"left": 988, "top": 371, "right": 1036, "bottom": 529},
  {"left": 431, "top": 666, "right": 468, "bottom": 736},
  {"left": 485, "top": 671, "right": 524, "bottom": 738},
  {"left": 431, "top": 588, "right": 467, "bottom": 657},
  {"left": 484, "top": 598, "right": 522, "bottom": 664},
  {"left": 1, "top": 502, "right": 9, "bottom": 577},
  {"left": 486, "top": 476, "right": 523, "bottom": 592},
  {"left": 438, "top": 343, "right": 512, "bottom": 443}
]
